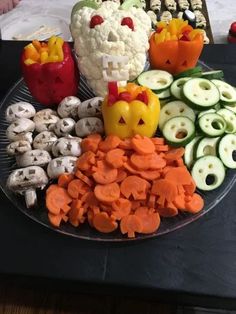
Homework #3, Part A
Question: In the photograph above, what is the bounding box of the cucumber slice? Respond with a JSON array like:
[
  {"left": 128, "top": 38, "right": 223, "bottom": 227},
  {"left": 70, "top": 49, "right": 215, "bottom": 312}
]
[
  {"left": 159, "top": 100, "right": 196, "bottom": 130},
  {"left": 198, "top": 113, "right": 226, "bottom": 137},
  {"left": 162, "top": 116, "right": 195, "bottom": 147},
  {"left": 198, "top": 109, "right": 216, "bottom": 119},
  {"left": 218, "top": 134, "right": 236, "bottom": 169},
  {"left": 217, "top": 108, "right": 236, "bottom": 133},
  {"left": 191, "top": 156, "right": 225, "bottom": 191},
  {"left": 195, "top": 137, "right": 220, "bottom": 159},
  {"left": 71, "top": 0, "right": 99, "bottom": 18},
  {"left": 182, "top": 78, "right": 220, "bottom": 111},
  {"left": 174, "top": 66, "right": 202, "bottom": 79},
  {"left": 137, "top": 70, "right": 173, "bottom": 92},
  {"left": 224, "top": 102, "right": 236, "bottom": 114},
  {"left": 156, "top": 89, "right": 171, "bottom": 99},
  {"left": 201, "top": 70, "right": 224, "bottom": 80},
  {"left": 211, "top": 79, "right": 236, "bottom": 104},
  {"left": 184, "top": 136, "right": 202, "bottom": 169},
  {"left": 170, "top": 77, "right": 191, "bottom": 99},
  {"left": 120, "top": 0, "right": 142, "bottom": 10}
]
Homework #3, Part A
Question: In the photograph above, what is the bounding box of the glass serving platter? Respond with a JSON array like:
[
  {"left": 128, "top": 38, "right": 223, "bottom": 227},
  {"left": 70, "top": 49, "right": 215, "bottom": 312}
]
[{"left": 0, "top": 61, "right": 235, "bottom": 241}]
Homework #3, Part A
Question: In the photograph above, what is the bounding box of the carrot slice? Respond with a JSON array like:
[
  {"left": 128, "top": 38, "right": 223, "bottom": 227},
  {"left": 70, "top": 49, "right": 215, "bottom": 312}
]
[
  {"left": 120, "top": 215, "right": 143, "bottom": 238},
  {"left": 105, "top": 148, "right": 127, "bottom": 168},
  {"left": 48, "top": 212, "right": 64, "bottom": 227},
  {"left": 155, "top": 145, "right": 169, "bottom": 152},
  {"left": 185, "top": 193, "right": 204, "bottom": 214},
  {"left": 94, "top": 182, "right": 120, "bottom": 203},
  {"left": 123, "top": 161, "right": 139, "bottom": 174},
  {"left": 75, "top": 170, "right": 93, "bottom": 187},
  {"left": 96, "top": 150, "right": 105, "bottom": 160},
  {"left": 165, "top": 147, "right": 185, "bottom": 160},
  {"left": 58, "top": 173, "right": 75, "bottom": 189},
  {"left": 173, "top": 194, "right": 186, "bottom": 210},
  {"left": 130, "top": 153, "right": 166, "bottom": 170},
  {"left": 67, "top": 179, "right": 90, "bottom": 199},
  {"left": 139, "top": 170, "right": 161, "bottom": 181},
  {"left": 164, "top": 167, "right": 192, "bottom": 186},
  {"left": 115, "top": 170, "right": 127, "bottom": 183},
  {"left": 98, "top": 135, "right": 121, "bottom": 152},
  {"left": 118, "top": 138, "right": 132, "bottom": 150},
  {"left": 157, "top": 206, "right": 178, "bottom": 217},
  {"left": 152, "top": 179, "right": 178, "bottom": 206},
  {"left": 46, "top": 185, "right": 72, "bottom": 215},
  {"left": 46, "top": 184, "right": 58, "bottom": 195},
  {"left": 120, "top": 175, "right": 150, "bottom": 200},
  {"left": 151, "top": 138, "right": 165, "bottom": 145},
  {"left": 111, "top": 198, "right": 131, "bottom": 220},
  {"left": 93, "top": 212, "right": 118, "bottom": 233},
  {"left": 76, "top": 151, "right": 96, "bottom": 171},
  {"left": 148, "top": 194, "right": 156, "bottom": 208},
  {"left": 81, "top": 133, "right": 102, "bottom": 153},
  {"left": 131, "top": 201, "right": 141, "bottom": 210},
  {"left": 131, "top": 135, "right": 155, "bottom": 155},
  {"left": 92, "top": 160, "right": 118, "bottom": 184},
  {"left": 183, "top": 177, "right": 196, "bottom": 196},
  {"left": 80, "top": 191, "right": 99, "bottom": 209},
  {"left": 135, "top": 207, "right": 160, "bottom": 234}
]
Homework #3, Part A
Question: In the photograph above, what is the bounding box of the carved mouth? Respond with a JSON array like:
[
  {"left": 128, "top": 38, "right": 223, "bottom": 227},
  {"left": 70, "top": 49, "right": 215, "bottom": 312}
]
[{"left": 102, "top": 55, "right": 129, "bottom": 82}]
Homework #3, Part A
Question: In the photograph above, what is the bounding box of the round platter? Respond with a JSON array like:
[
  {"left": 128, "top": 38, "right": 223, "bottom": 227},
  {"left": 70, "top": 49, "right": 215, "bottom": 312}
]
[{"left": 0, "top": 62, "right": 235, "bottom": 242}]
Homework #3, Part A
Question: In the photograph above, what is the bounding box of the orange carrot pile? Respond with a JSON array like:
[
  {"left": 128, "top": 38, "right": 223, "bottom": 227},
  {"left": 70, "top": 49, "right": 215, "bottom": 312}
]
[{"left": 45, "top": 134, "right": 204, "bottom": 238}]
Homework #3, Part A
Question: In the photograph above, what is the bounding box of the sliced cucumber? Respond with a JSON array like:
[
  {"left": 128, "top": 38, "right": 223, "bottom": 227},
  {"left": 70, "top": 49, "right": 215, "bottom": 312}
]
[
  {"left": 191, "top": 156, "right": 225, "bottom": 191},
  {"left": 217, "top": 108, "right": 236, "bottom": 133},
  {"left": 198, "top": 109, "right": 216, "bottom": 119},
  {"left": 184, "top": 136, "right": 202, "bottom": 169},
  {"left": 224, "top": 102, "right": 236, "bottom": 114},
  {"left": 159, "top": 100, "right": 196, "bottom": 130},
  {"left": 170, "top": 77, "right": 191, "bottom": 99},
  {"left": 211, "top": 79, "right": 236, "bottom": 104},
  {"left": 162, "top": 116, "right": 195, "bottom": 147},
  {"left": 71, "top": 0, "right": 99, "bottom": 18},
  {"left": 137, "top": 70, "right": 173, "bottom": 92},
  {"left": 201, "top": 70, "right": 224, "bottom": 80},
  {"left": 198, "top": 113, "right": 226, "bottom": 137},
  {"left": 156, "top": 88, "right": 171, "bottom": 99},
  {"left": 218, "top": 134, "right": 236, "bottom": 169},
  {"left": 195, "top": 137, "right": 220, "bottom": 159},
  {"left": 174, "top": 66, "right": 202, "bottom": 79},
  {"left": 120, "top": 0, "right": 143, "bottom": 10},
  {"left": 182, "top": 78, "right": 220, "bottom": 111}
]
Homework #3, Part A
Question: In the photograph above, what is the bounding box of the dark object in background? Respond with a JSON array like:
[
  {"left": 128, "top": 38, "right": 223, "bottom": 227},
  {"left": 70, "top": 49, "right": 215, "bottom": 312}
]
[
  {"left": 228, "top": 22, "right": 236, "bottom": 43},
  {"left": 182, "top": 9, "right": 196, "bottom": 28}
]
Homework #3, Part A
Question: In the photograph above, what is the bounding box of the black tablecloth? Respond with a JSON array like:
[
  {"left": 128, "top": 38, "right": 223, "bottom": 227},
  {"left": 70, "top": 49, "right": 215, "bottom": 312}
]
[{"left": 0, "top": 41, "right": 236, "bottom": 309}]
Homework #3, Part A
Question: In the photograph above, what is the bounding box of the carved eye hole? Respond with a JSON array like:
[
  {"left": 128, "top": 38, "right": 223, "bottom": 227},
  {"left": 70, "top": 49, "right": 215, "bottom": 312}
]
[
  {"left": 165, "top": 59, "right": 171, "bottom": 65},
  {"left": 138, "top": 119, "right": 145, "bottom": 125},
  {"left": 90, "top": 15, "right": 104, "bottom": 28},
  {"left": 121, "top": 17, "right": 134, "bottom": 31},
  {"left": 119, "top": 117, "right": 126, "bottom": 124},
  {"left": 182, "top": 60, "right": 188, "bottom": 66}
]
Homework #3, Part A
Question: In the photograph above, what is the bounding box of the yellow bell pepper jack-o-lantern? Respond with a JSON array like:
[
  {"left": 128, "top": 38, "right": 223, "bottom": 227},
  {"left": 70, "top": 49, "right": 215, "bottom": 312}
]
[
  {"left": 102, "top": 82, "right": 160, "bottom": 139},
  {"left": 149, "top": 19, "right": 204, "bottom": 75}
]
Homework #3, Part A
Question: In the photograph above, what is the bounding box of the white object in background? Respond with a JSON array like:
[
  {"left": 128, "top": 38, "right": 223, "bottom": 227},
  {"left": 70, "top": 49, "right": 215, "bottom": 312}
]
[{"left": 1, "top": 15, "right": 71, "bottom": 41}]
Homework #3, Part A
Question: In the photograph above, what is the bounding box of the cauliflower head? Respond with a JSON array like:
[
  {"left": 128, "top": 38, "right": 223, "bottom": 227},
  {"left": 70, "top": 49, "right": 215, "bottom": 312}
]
[{"left": 71, "top": 1, "right": 152, "bottom": 96}]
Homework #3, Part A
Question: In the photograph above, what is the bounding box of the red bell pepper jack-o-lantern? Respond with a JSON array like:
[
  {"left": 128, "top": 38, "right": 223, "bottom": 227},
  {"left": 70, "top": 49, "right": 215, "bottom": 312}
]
[{"left": 149, "top": 19, "right": 204, "bottom": 75}]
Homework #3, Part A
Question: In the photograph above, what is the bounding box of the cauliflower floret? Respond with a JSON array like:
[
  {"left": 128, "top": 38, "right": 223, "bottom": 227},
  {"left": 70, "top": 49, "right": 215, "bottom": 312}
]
[{"left": 71, "top": 1, "right": 152, "bottom": 96}]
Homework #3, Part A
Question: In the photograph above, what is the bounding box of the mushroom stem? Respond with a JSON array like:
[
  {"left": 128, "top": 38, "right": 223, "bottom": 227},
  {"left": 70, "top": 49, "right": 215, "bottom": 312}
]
[{"left": 25, "top": 189, "right": 37, "bottom": 208}]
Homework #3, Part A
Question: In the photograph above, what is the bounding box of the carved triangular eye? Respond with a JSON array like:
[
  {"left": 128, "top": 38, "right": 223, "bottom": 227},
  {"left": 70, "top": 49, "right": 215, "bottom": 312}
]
[
  {"left": 55, "top": 77, "right": 63, "bottom": 84},
  {"left": 182, "top": 60, "right": 187, "bottom": 66},
  {"left": 87, "top": 103, "right": 92, "bottom": 109},
  {"left": 166, "top": 59, "right": 171, "bottom": 64},
  {"left": 138, "top": 118, "right": 145, "bottom": 125},
  {"left": 119, "top": 117, "right": 126, "bottom": 124}
]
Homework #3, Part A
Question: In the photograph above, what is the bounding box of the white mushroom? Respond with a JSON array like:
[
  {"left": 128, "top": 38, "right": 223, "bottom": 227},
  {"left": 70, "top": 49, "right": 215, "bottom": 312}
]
[
  {"left": 52, "top": 137, "right": 82, "bottom": 157},
  {"left": 16, "top": 149, "right": 52, "bottom": 168},
  {"left": 33, "top": 131, "right": 58, "bottom": 152},
  {"left": 6, "top": 118, "right": 35, "bottom": 142},
  {"left": 78, "top": 97, "right": 103, "bottom": 119},
  {"left": 7, "top": 166, "right": 48, "bottom": 208},
  {"left": 47, "top": 156, "right": 78, "bottom": 179},
  {"left": 33, "top": 109, "right": 59, "bottom": 133},
  {"left": 5, "top": 102, "right": 36, "bottom": 123},
  {"left": 53, "top": 118, "right": 76, "bottom": 137},
  {"left": 7, "top": 140, "right": 32, "bottom": 156},
  {"left": 75, "top": 117, "right": 104, "bottom": 137},
  {"left": 57, "top": 96, "right": 81, "bottom": 119}
]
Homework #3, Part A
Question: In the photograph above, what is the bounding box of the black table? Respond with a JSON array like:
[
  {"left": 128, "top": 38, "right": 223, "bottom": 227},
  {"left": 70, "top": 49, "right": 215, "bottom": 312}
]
[{"left": 0, "top": 41, "right": 236, "bottom": 309}]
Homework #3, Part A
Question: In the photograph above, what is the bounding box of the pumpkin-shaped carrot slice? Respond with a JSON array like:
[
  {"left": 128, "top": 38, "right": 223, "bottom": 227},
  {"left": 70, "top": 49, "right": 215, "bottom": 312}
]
[
  {"left": 46, "top": 185, "right": 72, "bottom": 215},
  {"left": 98, "top": 135, "right": 121, "bottom": 152},
  {"left": 130, "top": 152, "right": 166, "bottom": 170},
  {"left": 105, "top": 148, "right": 127, "bottom": 168},
  {"left": 120, "top": 214, "right": 143, "bottom": 238},
  {"left": 81, "top": 133, "right": 102, "bottom": 153},
  {"left": 92, "top": 160, "right": 118, "bottom": 184},
  {"left": 76, "top": 151, "right": 96, "bottom": 171},
  {"left": 120, "top": 175, "right": 150, "bottom": 200},
  {"left": 93, "top": 212, "right": 118, "bottom": 233},
  {"left": 135, "top": 207, "right": 160, "bottom": 234},
  {"left": 58, "top": 173, "right": 75, "bottom": 189},
  {"left": 94, "top": 182, "right": 120, "bottom": 203},
  {"left": 111, "top": 198, "right": 132, "bottom": 220},
  {"left": 131, "top": 135, "right": 155, "bottom": 155}
]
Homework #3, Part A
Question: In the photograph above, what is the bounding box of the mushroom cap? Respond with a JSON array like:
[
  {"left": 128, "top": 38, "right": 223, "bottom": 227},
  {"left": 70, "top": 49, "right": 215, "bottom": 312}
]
[
  {"left": 33, "top": 109, "right": 59, "bottom": 133},
  {"left": 5, "top": 102, "right": 36, "bottom": 123},
  {"left": 33, "top": 131, "right": 58, "bottom": 152},
  {"left": 51, "top": 136, "right": 82, "bottom": 157},
  {"left": 57, "top": 96, "right": 81, "bottom": 119},
  {"left": 7, "top": 140, "right": 32, "bottom": 156},
  {"left": 47, "top": 156, "right": 77, "bottom": 179},
  {"left": 6, "top": 118, "right": 35, "bottom": 142},
  {"left": 75, "top": 117, "right": 104, "bottom": 137},
  {"left": 54, "top": 118, "right": 76, "bottom": 137},
  {"left": 16, "top": 149, "right": 52, "bottom": 168},
  {"left": 7, "top": 166, "right": 48, "bottom": 193},
  {"left": 78, "top": 97, "right": 103, "bottom": 119}
]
